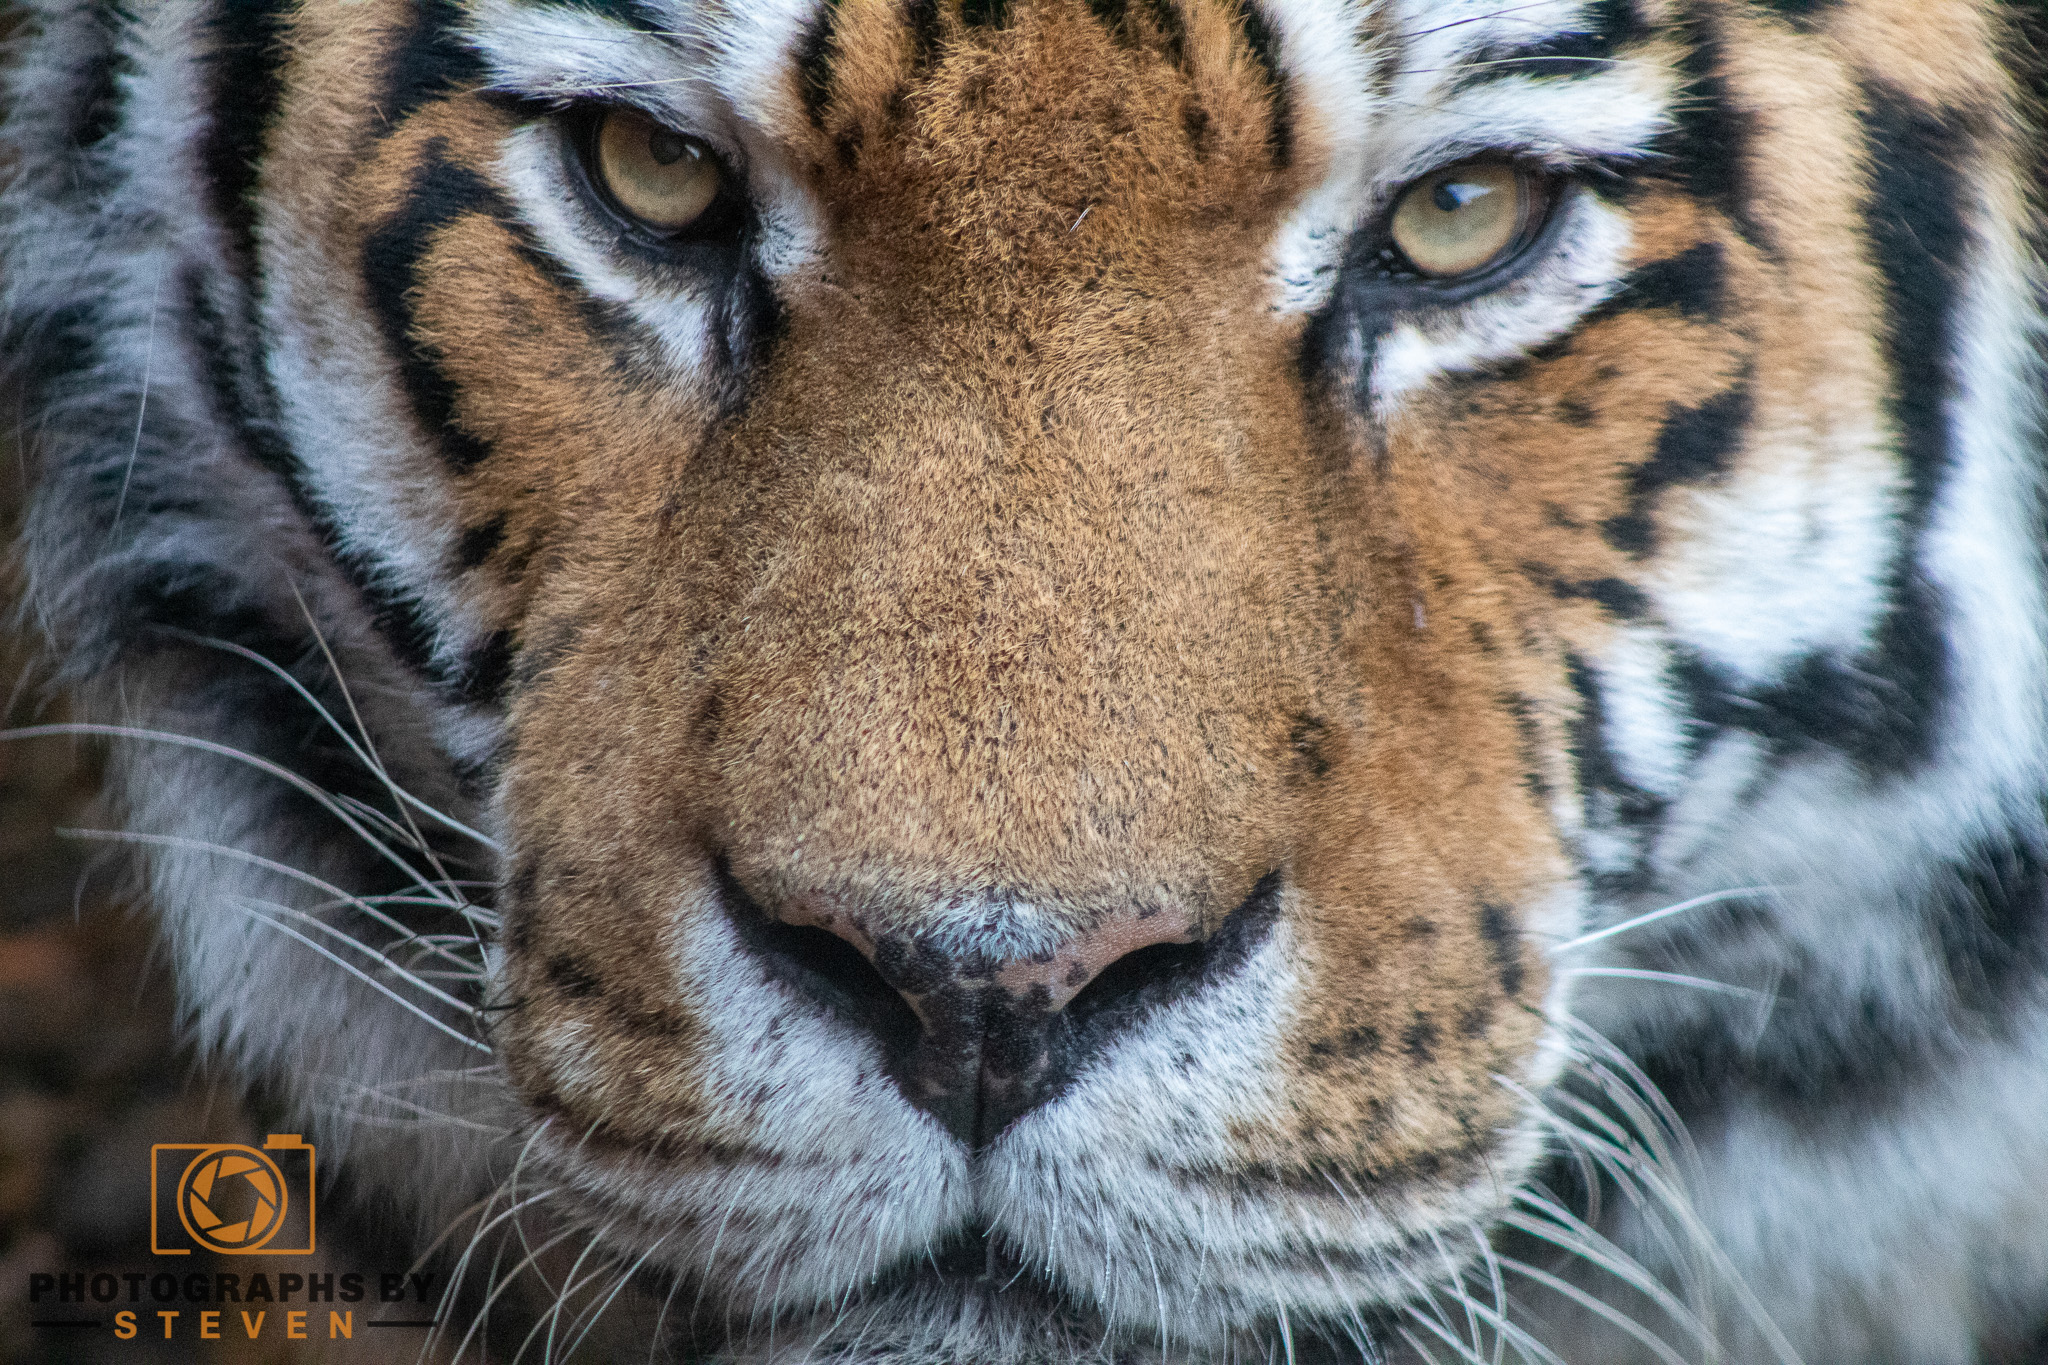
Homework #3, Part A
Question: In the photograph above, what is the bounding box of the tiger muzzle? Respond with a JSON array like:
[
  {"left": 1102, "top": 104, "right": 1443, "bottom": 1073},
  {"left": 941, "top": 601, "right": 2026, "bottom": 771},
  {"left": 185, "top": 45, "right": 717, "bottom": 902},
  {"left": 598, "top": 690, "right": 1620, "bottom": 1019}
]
[{"left": 718, "top": 857, "right": 1283, "bottom": 1149}]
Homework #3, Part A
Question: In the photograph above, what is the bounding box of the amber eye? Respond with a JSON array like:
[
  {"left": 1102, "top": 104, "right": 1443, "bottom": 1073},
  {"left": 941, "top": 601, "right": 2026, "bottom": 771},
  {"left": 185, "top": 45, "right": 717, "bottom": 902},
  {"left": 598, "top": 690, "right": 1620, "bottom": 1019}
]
[
  {"left": 592, "top": 108, "right": 722, "bottom": 233},
  {"left": 1388, "top": 159, "right": 1545, "bottom": 279}
]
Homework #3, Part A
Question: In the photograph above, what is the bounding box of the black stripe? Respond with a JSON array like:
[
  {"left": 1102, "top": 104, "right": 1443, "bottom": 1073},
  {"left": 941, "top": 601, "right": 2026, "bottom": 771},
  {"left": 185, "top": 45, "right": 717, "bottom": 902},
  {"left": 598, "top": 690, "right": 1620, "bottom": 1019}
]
[
  {"left": 1748, "top": 0, "right": 1838, "bottom": 27},
  {"left": 512, "top": 0, "right": 669, "bottom": 28},
  {"left": 1143, "top": 0, "right": 1188, "bottom": 66},
  {"left": 1706, "top": 80, "right": 1975, "bottom": 775},
  {"left": 111, "top": 581, "right": 480, "bottom": 913},
  {"left": 1564, "top": 653, "right": 1666, "bottom": 892},
  {"left": 1544, "top": 573, "right": 1649, "bottom": 618},
  {"left": 1233, "top": 2, "right": 1292, "bottom": 166},
  {"left": 1478, "top": 902, "right": 1524, "bottom": 996},
  {"left": 796, "top": 0, "right": 842, "bottom": 124},
  {"left": 1564, "top": 653, "right": 1666, "bottom": 827},
  {"left": 906, "top": 0, "right": 944, "bottom": 72},
  {"left": 1457, "top": 0, "right": 1649, "bottom": 85},
  {"left": 455, "top": 513, "right": 508, "bottom": 570},
  {"left": 64, "top": 0, "right": 133, "bottom": 151},
  {"left": 1600, "top": 379, "right": 1752, "bottom": 557},
  {"left": 1604, "top": 240, "right": 1726, "bottom": 321},
  {"left": 181, "top": 246, "right": 448, "bottom": 689},
  {"left": 360, "top": 139, "right": 503, "bottom": 472},
  {"left": 1671, "top": 591, "right": 1945, "bottom": 774},
  {"left": 1656, "top": 4, "right": 1769, "bottom": 251},
  {"left": 381, "top": 0, "right": 489, "bottom": 131},
  {"left": 1631, "top": 817, "right": 2048, "bottom": 1113},
  {"left": 199, "top": 0, "right": 293, "bottom": 278},
  {"left": 5, "top": 302, "right": 103, "bottom": 435},
  {"left": 1863, "top": 83, "right": 1974, "bottom": 533},
  {"left": 1070, "top": 0, "right": 1190, "bottom": 68},
  {"left": 960, "top": 0, "right": 1010, "bottom": 25},
  {"left": 456, "top": 629, "right": 517, "bottom": 706}
]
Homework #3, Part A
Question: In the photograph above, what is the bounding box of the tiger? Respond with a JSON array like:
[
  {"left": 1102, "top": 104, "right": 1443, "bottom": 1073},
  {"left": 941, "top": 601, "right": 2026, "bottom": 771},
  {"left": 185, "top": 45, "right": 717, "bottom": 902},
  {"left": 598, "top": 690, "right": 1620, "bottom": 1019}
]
[{"left": 5, "top": 0, "right": 2047, "bottom": 1359}]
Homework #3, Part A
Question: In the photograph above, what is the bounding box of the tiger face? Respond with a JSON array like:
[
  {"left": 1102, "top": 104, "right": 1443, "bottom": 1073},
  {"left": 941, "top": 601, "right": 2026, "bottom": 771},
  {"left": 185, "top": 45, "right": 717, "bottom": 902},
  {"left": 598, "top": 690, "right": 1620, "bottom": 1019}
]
[{"left": 7, "top": 0, "right": 2046, "bottom": 1359}]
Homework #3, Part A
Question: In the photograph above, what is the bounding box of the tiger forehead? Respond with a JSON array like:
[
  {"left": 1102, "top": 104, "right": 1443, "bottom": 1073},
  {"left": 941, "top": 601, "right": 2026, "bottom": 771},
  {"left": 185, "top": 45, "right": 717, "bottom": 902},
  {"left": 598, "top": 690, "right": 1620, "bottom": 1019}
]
[{"left": 793, "top": 1, "right": 1296, "bottom": 240}]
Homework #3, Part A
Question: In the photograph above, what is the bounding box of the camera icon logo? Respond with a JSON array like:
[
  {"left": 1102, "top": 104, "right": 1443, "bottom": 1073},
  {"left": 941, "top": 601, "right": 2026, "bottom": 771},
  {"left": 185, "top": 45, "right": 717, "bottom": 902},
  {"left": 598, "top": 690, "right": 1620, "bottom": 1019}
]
[{"left": 150, "top": 1135, "right": 316, "bottom": 1256}]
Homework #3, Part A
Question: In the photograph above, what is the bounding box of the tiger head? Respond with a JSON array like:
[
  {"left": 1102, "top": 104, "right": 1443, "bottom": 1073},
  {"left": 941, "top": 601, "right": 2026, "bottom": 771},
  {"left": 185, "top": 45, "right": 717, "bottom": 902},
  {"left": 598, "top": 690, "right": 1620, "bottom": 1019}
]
[{"left": 6, "top": 0, "right": 2044, "bottom": 1359}]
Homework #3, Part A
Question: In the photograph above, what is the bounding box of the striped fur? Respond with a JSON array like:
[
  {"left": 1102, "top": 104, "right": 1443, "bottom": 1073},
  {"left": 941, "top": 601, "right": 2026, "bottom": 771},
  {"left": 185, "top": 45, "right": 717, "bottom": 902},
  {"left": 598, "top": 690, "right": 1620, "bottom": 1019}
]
[{"left": 4, "top": 1, "right": 2046, "bottom": 1360}]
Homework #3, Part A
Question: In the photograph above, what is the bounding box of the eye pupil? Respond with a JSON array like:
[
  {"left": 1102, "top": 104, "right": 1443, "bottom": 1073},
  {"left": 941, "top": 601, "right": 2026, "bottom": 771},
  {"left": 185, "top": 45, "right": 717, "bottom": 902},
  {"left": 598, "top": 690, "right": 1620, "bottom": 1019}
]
[
  {"left": 647, "top": 128, "right": 690, "bottom": 167},
  {"left": 591, "top": 108, "right": 724, "bottom": 234}
]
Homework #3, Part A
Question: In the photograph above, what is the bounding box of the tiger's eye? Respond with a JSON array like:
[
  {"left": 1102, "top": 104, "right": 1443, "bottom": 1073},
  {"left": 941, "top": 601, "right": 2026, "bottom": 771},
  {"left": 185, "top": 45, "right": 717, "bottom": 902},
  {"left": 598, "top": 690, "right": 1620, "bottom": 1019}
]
[
  {"left": 595, "top": 108, "right": 721, "bottom": 232},
  {"left": 1389, "top": 160, "right": 1539, "bottom": 278}
]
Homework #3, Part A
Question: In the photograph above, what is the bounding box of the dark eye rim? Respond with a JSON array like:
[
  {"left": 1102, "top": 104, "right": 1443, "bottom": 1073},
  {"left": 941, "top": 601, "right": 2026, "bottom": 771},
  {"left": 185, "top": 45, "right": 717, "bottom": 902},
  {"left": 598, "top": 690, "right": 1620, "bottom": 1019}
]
[
  {"left": 1362, "top": 156, "right": 1573, "bottom": 300},
  {"left": 560, "top": 102, "right": 750, "bottom": 258}
]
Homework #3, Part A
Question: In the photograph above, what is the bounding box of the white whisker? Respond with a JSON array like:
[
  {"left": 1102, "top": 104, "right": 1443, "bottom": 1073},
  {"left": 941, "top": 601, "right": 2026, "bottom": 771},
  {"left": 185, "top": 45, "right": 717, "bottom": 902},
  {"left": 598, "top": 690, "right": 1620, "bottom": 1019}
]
[{"left": 1549, "top": 888, "right": 1776, "bottom": 956}]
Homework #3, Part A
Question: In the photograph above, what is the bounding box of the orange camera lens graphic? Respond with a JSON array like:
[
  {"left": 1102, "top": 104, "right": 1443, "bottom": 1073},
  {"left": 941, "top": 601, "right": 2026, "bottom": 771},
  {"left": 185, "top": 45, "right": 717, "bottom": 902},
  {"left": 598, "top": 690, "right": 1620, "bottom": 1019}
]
[
  {"left": 151, "top": 1136, "right": 316, "bottom": 1256},
  {"left": 176, "top": 1146, "right": 288, "bottom": 1252}
]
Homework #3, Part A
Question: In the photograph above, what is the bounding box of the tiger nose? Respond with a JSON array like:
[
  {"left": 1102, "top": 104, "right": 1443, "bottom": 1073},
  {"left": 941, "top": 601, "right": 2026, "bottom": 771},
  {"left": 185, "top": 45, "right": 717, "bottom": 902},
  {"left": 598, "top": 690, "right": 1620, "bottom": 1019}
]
[{"left": 716, "top": 862, "right": 1227, "bottom": 1148}]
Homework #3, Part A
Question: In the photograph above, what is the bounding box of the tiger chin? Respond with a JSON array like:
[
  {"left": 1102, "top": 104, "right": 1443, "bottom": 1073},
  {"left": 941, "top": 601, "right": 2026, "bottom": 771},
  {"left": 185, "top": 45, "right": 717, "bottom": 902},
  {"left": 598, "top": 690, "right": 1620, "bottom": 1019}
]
[{"left": 5, "top": 0, "right": 2047, "bottom": 1361}]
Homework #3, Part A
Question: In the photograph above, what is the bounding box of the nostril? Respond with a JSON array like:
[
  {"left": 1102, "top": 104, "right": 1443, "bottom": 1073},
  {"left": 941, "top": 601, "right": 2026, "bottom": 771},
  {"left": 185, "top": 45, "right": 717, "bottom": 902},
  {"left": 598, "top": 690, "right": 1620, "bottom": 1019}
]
[
  {"left": 1063, "top": 938, "right": 1205, "bottom": 1029},
  {"left": 716, "top": 859, "right": 921, "bottom": 1056},
  {"left": 1064, "top": 870, "right": 1286, "bottom": 1033}
]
